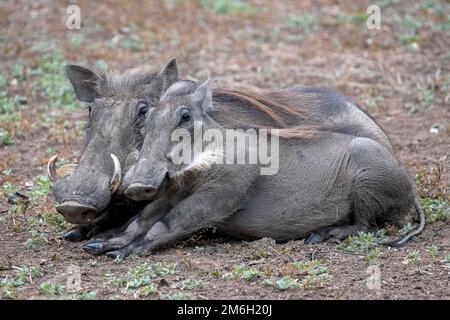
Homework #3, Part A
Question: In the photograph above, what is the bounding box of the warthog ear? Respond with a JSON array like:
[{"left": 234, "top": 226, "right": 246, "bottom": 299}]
[
  {"left": 65, "top": 65, "right": 101, "bottom": 102},
  {"left": 192, "top": 78, "right": 212, "bottom": 113},
  {"left": 152, "top": 58, "right": 179, "bottom": 94}
]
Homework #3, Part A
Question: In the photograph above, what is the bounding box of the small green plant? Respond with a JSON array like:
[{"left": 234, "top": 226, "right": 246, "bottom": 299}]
[
  {"left": 354, "top": 12, "right": 370, "bottom": 23},
  {"left": 0, "top": 128, "right": 12, "bottom": 146},
  {"left": 108, "top": 261, "right": 177, "bottom": 292},
  {"left": 365, "top": 248, "right": 382, "bottom": 265},
  {"left": 13, "top": 266, "right": 43, "bottom": 285},
  {"left": 442, "top": 253, "right": 450, "bottom": 263},
  {"left": 421, "top": 197, "right": 449, "bottom": 223},
  {"left": 400, "top": 34, "right": 419, "bottom": 44},
  {"left": 29, "top": 175, "right": 51, "bottom": 205},
  {"left": 1, "top": 283, "right": 18, "bottom": 299},
  {"left": 420, "top": 87, "right": 435, "bottom": 107},
  {"left": 292, "top": 259, "right": 328, "bottom": 276},
  {"left": 223, "top": 264, "right": 261, "bottom": 282},
  {"left": 180, "top": 278, "right": 204, "bottom": 290},
  {"left": 0, "top": 265, "right": 43, "bottom": 296},
  {"left": 25, "top": 230, "right": 47, "bottom": 251},
  {"left": 72, "top": 291, "right": 97, "bottom": 300},
  {"left": 425, "top": 245, "right": 439, "bottom": 258},
  {"left": 30, "top": 52, "right": 79, "bottom": 109},
  {"left": 38, "top": 281, "right": 65, "bottom": 296},
  {"left": 161, "top": 291, "right": 191, "bottom": 300},
  {"left": 406, "top": 250, "right": 421, "bottom": 265},
  {"left": 139, "top": 284, "right": 158, "bottom": 297},
  {"left": 285, "top": 13, "right": 318, "bottom": 32},
  {"left": 200, "top": 0, "right": 258, "bottom": 15},
  {"left": 42, "top": 211, "right": 69, "bottom": 232},
  {"left": 275, "top": 276, "right": 300, "bottom": 290},
  {"left": 337, "top": 232, "right": 378, "bottom": 254}
]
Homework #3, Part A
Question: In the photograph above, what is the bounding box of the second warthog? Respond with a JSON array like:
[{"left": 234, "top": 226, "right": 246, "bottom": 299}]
[{"left": 83, "top": 80, "right": 424, "bottom": 258}]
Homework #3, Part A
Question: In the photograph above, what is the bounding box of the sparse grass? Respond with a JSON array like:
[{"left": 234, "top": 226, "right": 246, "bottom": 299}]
[
  {"left": 421, "top": 197, "right": 449, "bottom": 223},
  {"left": 0, "top": 128, "right": 13, "bottom": 146},
  {"left": 442, "top": 253, "right": 450, "bottom": 263},
  {"left": 222, "top": 263, "right": 261, "bottom": 281},
  {"left": 405, "top": 250, "right": 421, "bottom": 265},
  {"left": 72, "top": 291, "right": 97, "bottom": 300},
  {"left": 285, "top": 13, "right": 318, "bottom": 33},
  {"left": 38, "top": 281, "right": 65, "bottom": 296},
  {"left": 200, "top": 0, "right": 258, "bottom": 15},
  {"left": 180, "top": 278, "right": 204, "bottom": 290},
  {"left": 42, "top": 211, "right": 69, "bottom": 232},
  {"left": 161, "top": 291, "right": 192, "bottom": 300},
  {"left": 337, "top": 232, "right": 379, "bottom": 254},
  {"left": 0, "top": 283, "right": 19, "bottom": 299},
  {"left": 262, "top": 260, "right": 330, "bottom": 290},
  {"left": 25, "top": 230, "right": 48, "bottom": 251},
  {"left": 139, "top": 283, "right": 158, "bottom": 297},
  {"left": 1, "top": 265, "right": 43, "bottom": 299},
  {"left": 419, "top": 87, "right": 435, "bottom": 107},
  {"left": 29, "top": 175, "right": 51, "bottom": 205},
  {"left": 292, "top": 259, "right": 328, "bottom": 276},
  {"left": 365, "top": 248, "right": 382, "bottom": 265},
  {"left": 30, "top": 52, "right": 79, "bottom": 109},
  {"left": 106, "top": 261, "right": 177, "bottom": 295},
  {"left": 400, "top": 34, "right": 419, "bottom": 45},
  {"left": 264, "top": 276, "right": 300, "bottom": 290},
  {"left": 425, "top": 245, "right": 439, "bottom": 258}
]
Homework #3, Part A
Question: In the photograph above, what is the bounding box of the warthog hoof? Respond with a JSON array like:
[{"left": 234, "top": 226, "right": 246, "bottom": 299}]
[
  {"left": 83, "top": 240, "right": 104, "bottom": 255},
  {"left": 304, "top": 233, "right": 324, "bottom": 245},
  {"left": 63, "top": 228, "right": 85, "bottom": 242}
]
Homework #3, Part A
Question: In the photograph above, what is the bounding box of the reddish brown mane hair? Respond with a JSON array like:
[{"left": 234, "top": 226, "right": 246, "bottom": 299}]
[{"left": 212, "top": 88, "right": 316, "bottom": 139}]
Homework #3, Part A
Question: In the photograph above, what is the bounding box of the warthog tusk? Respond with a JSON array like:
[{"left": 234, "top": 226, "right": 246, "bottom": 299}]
[
  {"left": 109, "top": 153, "right": 122, "bottom": 193},
  {"left": 47, "top": 155, "right": 58, "bottom": 182},
  {"left": 47, "top": 155, "right": 77, "bottom": 182}
]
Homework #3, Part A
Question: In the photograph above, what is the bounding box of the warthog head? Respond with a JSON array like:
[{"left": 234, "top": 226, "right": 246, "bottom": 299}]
[
  {"left": 123, "top": 79, "right": 216, "bottom": 201},
  {"left": 49, "top": 59, "right": 178, "bottom": 224}
]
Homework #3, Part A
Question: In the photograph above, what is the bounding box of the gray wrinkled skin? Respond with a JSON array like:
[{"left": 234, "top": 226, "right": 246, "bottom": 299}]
[
  {"left": 83, "top": 80, "right": 423, "bottom": 258},
  {"left": 51, "top": 60, "right": 179, "bottom": 233}
]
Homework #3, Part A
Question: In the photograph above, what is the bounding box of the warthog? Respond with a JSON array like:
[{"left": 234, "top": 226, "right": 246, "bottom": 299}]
[
  {"left": 51, "top": 60, "right": 395, "bottom": 243},
  {"left": 83, "top": 80, "right": 424, "bottom": 258},
  {"left": 48, "top": 59, "right": 179, "bottom": 240}
]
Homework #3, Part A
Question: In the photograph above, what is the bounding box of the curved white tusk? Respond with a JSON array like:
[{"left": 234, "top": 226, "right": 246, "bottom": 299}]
[
  {"left": 109, "top": 153, "right": 122, "bottom": 193},
  {"left": 47, "top": 155, "right": 58, "bottom": 182}
]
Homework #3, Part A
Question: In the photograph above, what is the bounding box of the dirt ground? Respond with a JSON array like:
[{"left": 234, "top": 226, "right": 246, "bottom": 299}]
[{"left": 0, "top": 0, "right": 449, "bottom": 300}]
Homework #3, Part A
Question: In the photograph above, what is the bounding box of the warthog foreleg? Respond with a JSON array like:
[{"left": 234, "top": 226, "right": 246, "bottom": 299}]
[
  {"left": 82, "top": 198, "right": 170, "bottom": 256},
  {"left": 104, "top": 185, "right": 246, "bottom": 258}
]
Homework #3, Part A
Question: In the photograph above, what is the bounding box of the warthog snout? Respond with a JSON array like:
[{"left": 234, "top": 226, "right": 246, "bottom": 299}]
[
  {"left": 56, "top": 200, "right": 98, "bottom": 224},
  {"left": 124, "top": 167, "right": 169, "bottom": 201},
  {"left": 124, "top": 182, "right": 158, "bottom": 201}
]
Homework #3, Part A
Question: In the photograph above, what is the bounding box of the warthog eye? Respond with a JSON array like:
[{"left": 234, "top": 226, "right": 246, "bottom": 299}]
[
  {"left": 180, "top": 108, "right": 191, "bottom": 124},
  {"left": 137, "top": 100, "right": 150, "bottom": 117}
]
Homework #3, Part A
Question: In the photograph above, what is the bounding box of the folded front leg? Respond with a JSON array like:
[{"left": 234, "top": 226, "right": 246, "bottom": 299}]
[
  {"left": 83, "top": 198, "right": 171, "bottom": 256},
  {"left": 107, "top": 179, "right": 253, "bottom": 258}
]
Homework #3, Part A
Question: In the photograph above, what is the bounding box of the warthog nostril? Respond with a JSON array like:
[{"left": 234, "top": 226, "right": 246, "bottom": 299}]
[
  {"left": 124, "top": 183, "right": 158, "bottom": 201},
  {"left": 56, "top": 201, "right": 98, "bottom": 225}
]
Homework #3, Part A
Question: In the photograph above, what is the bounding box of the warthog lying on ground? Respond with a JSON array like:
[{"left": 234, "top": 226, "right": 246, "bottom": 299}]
[
  {"left": 50, "top": 60, "right": 397, "bottom": 244},
  {"left": 82, "top": 79, "right": 424, "bottom": 258}
]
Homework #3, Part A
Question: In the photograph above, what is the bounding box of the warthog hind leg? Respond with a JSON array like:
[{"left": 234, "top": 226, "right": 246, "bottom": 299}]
[{"left": 305, "top": 224, "right": 373, "bottom": 244}]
